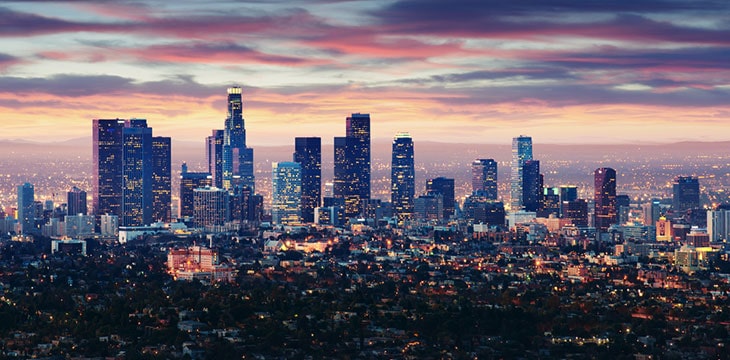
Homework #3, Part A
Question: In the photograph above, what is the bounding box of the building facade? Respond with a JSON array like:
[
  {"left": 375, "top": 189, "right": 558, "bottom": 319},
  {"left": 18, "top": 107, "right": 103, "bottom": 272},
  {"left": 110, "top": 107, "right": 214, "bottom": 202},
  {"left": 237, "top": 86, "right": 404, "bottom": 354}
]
[
  {"left": 510, "top": 135, "right": 533, "bottom": 210},
  {"left": 272, "top": 162, "right": 302, "bottom": 225},
  {"left": 594, "top": 167, "right": 617, "bottom": 232},
  {"left": 471, "top": 159, "right": 498, "bottom": 200},
  {"left": 391, "top": 133, "right": 415, "bottom": 226},
  {"left": 294, "top": 137, "right": 322, "bottom": 223}
]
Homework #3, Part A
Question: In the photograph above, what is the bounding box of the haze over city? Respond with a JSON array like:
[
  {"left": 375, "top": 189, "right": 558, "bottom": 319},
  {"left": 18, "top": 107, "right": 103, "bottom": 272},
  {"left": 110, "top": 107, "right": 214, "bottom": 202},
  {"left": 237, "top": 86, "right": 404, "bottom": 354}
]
[{"left": 1, "top": 0, "right": 729, "bottom": 145}]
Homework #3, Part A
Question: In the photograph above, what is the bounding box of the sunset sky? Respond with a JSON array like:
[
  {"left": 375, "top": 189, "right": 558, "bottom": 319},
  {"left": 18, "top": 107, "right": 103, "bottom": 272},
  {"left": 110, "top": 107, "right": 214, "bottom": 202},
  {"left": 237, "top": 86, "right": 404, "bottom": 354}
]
[{"left": 1, "top": 0, "right": 729, "bottom": 145}]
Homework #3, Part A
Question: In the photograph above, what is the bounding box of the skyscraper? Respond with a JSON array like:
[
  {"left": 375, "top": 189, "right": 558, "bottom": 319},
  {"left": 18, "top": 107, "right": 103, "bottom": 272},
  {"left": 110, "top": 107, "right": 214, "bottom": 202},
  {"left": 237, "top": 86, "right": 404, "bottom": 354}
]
[
  {"left": 472, "top": 158, "right": 498, "bottom": 199},
  {"left": 522, "top": 160, "right": 542, "bottom": 212},
  {"left": 272, "top": 162, "right": 302, "bottom": 225},
  {"left": 152, "top": 136, "right": 171, "bottom": 223},
  {"left": 594, "top": 167, "right": 617, "bottom": 232},
  {"left": 17, "top": 182, "right": 35, "bottom": 234},
  {"left": 222, "top": 87, "right": 255, "bottom": 191},
  {"left": 510, "top": 135, "right": 533, "bottom": 210},
  {"left": 334, "top": 113, "right": 371, "bottom": 218},
  {"left": 427, "top": 177, "right": 455, "bottom": 220},
  {"left": 708, "top": 205, "right": 730, "bottom": 242},
  {"left": 391, "top": 133, "right": 415, "bottom": 226},
  {"left": 207, "top": 129, "right": 224, "bottom": 188},
  {"left": 179, "top": 163, "right": 212, "bottom": 218},
  {"left": 93, "top": 119, "right": 126, "bottom": 217},
  {"left": 673, "top": 176, "right": 700, "bottom": 213},
  {"left": 67, "top": 186, "right": 87, "bottom": 216},
  {"left": 294, "top": 137, "right": 321, "bottom": 223},
  {"left": 193, "top": 187, "right": 230, "bottom": 228},
  {"left": 121, "top": 119, "right": 153, "bottom": 227}
]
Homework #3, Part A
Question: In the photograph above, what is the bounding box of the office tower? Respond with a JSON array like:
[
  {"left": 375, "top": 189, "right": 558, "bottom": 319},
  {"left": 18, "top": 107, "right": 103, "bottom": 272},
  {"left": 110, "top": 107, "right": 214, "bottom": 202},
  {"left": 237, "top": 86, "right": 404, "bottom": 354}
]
[
  {"left": 193, "top": 187, "right": 230, "bottom": 228},
  {"left": 121, "top": 119, "right": 153, "bottom": 227},
  {"left": 510, "top": 135, "right": 533, "bottom": 210},
  {"left": 540, "top": 187, "right": 560, "bottom": 218},
  {"left": 152, "top": 136, "right": 171, "bottom": 223},
  {"left": 272, "top": 162, "right": 302, "bottom": 224},
  {"left": 427, "top": 177, "right": 455, "bottom": 220},
  {"left": 471, "top": 159, "right": 498, "bottom": 200},
  {"left": 708, "top": 205, "right": 730, "bottom": 242},
  {"left": 594, "top": 167, "right": 617, "bottom": 232},
  {"left": 222, "top": 87, "right": 255, "bottom": 191},
  {"left": 64, "top": 214, "right": 95, "bottom": 238},
  {"left": 391, "top": 133, "right": 415, "bottom": 226},
  {"left": 17, "top": 182, "right": 35, "bottom": 234},
  {"left": 333, "top": 113, "right": 371, "bottom": 218},
  {"left": 562, "top": 199, "right": 588, "bottom": 227},
  {"left": 180, "top": 163, "right": 212, "bottom": 218},
  {"left": 93, "top": 119, "right": 126, "bottom": 217},
  {"left": 673, "top": 176, "right": 700, "bottom": 213},
  {"left": 294, "top": 137, "right": 322, "bottom": 223},
  {"left": 656, "top": 216, "right": 673, "bottom": 241},
  {"left": 67, "top": 186, "right": 87, "bottom": 216},
  {"left": 642, "top": 199, "right": 662, "bottom": 225},
  {"left": 207, "top": 129, "right": 225, "bottom": 188},
  {"left": 522, "top": 160, "right": 542, "bottom": 212},
  {"left": 100, "top": 214, "right": 118, "bottom": 237},
  {"left": 616, "top": 194, "right": 630, "bottom": 225},
  {"left": 559, "top": 185, "right": 578, "bottom": 203},
  {"left": 414, "top": 192, "right": 443, "bottom": 222},
  {"left": 462, "top": 195, "right": 505, "bottom": 226}
]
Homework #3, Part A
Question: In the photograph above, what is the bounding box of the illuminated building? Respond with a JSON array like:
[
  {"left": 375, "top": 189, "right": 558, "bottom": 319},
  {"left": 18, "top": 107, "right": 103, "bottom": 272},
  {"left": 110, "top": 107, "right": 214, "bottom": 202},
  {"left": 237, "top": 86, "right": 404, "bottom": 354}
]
[
  {"left": 67, "top": 186, "right": 87, "bottom": 216},
  {"left": 272, "top": 162, "right": 302, "bottom": 225},
  {"left": 426, "top": 177, "right": 455, "bottom": 220},
  {"left": 167, "top": 246, "right": 233, "bottom": 283},
  {"left": 121, "top": 119, "right": 153, "bottom": 227},
  {"left": 414, "top": 192, "right": 443, "bottom": 222},
  {"left": 294, "top": 137, "right": 321, "bottom": 223},
  {"left": 562, "top": 199, "right": 588, "bottom": 227},
  {"left": 207, "top": 129, "right": 224, "bottom": 188},
  {"left": 673, "top": 176, "right": 700, "bottom": 213},
  {"left": 522, "top": 160, "right": 542, "bottom": 212},
  {"left": 708, "top": 205, "right": 730, "bottom": 242},
  {"left": 616, "top": 194, "right": 630, "bottom": 225},
  {"left": 93, "top": 119, "right": 125, "bottom": 218},
  {"left": 64, "top": 214, "right": 95, "bottom": 238},
  {"left": 100, "top": 214, "right": 118, "bottom": 237},
  {"left": 222, "top": 87, "right": 255, "bottom": 191},
  {"left": 510, "top": 135, "right": 533, "bottom": 210},
  {"left": 540, "top": 187, "right": 560, "bottom": 218},
  {"left": 594, "top": 167, "right": 617, "bottom": 232},
  {"left": 462, "top": 194, "right": 505, "bottom": 227},
  {"left": 391, "top": 133, "right": 415, "bottom": 226},
  {"left": 179, "top": 163, "right": 212, "bottom": 218},
  {"left": 656, "top": 216, "right": 673, "bottom": 241},
  {"left": 471, "top": 159, "right": 498, "bottom": 200},
  {"left": 642, "top": 199, "right": 662, "bottom": 225},
  {"left": 51, "top": 239, "right": 87, "bottom": 256},
  {"left": 559, "top": 185, "right": 578, "bottom": 203},
  {"left": 152, "top": 136, "right": 171, "bottom": 223},
  {"left": 17, "top": 182, "right": 35, "bottom": 234},
  {"left": 334, "top": 113, "right": 370, "bottom": 219},
  {"left": 193, "top": 187, "right": 230, "bottom": 229}
]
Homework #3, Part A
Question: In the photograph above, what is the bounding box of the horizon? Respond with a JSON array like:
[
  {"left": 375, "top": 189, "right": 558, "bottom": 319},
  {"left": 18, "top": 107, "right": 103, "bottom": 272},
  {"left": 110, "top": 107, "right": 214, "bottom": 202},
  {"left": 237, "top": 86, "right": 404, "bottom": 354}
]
[{"left": 0, "top": 1, "right": 728, "bottom": 145}]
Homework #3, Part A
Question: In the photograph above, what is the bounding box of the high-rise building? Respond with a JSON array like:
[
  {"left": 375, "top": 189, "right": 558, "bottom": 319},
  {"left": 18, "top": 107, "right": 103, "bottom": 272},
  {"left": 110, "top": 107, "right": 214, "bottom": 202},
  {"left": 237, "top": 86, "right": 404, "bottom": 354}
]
[
  {"left": 594, "top": 167, "right": 617, "bottom": 232},
  {"left": 522, "top": 160, "right": 542, "bottom": 212},
  {"left": 92, "top": 119, "right": 126, "bottom": 217},
  {"left": 616, "top": 194, "right": 631, "bottom": 225},
  {"left": 559, "top": 185, "right": 578, "bottom": 203},
  {"left": 121, "top": 119, "right": 153, "bottom": 227},
  {"left": 207, "top": 129, "right": 225, "bottom": 188},
  {"left": 510, "top": 135, "right": 533, "bottom": 210},
  {"left": 471, "top": 159, "right": 498, "bottom": 200},
  {"left": 179, "top": 163, "right": 212, "bottom": 218},
  {"left": 642, "top": 199, "right": 662, "bottom": 225},
  {"left": 333, "top": 113, "right": 371, "bottom": 219},
  {"left": 540, "top": 187, "right": 560, "bottom": 218},
  {"left": 272, "top": 162, "right": 302, "bottom": 225},
  {"left": 708, "top": 205, "right": 730, "bottom": 243},
  {"left": 293, "top": 137, "right": 321, "bottom": 223},
  {"left": 193, "top": 187, "right": 230, "bottom": 228},
  {"left": 562, "top": 199, "right": 588, "bottom": 227},
  {"left": 17, "top": 182, "right": 35, "bottom": 234},
  {"left": 222, "top": 87, "right": 255, "bottom": 191},
  {"left": 426, "top": 177, "right": 455, "bottom": 220},
  {"left": 391, "top": 133, "right": 415, "bottom": 226},
  {"left": 673, "top": 176, "right": 700, "bottom": 213},
  {"left": 67, "top": 186, "right": 87, "bottom": 216},
  {"left": 414, "top": 192, "right": 443, "bottom": 222},
  {"left": 152, "top": 136, "right": 171, "bottom": 223}
]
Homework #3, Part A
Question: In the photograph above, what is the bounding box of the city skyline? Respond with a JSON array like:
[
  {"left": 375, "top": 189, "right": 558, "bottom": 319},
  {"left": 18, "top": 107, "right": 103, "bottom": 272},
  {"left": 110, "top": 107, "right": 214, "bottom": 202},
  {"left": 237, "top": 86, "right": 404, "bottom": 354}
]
[{"left": 0, "top": 1, "right": 729, "bottom": 145}]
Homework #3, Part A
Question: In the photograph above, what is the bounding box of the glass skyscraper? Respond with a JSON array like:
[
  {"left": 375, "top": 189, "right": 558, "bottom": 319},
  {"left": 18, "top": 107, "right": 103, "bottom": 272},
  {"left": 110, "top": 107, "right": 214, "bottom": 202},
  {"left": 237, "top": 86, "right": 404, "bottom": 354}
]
[
  {"left": 207, "top": 129, "right": 224, "bottom": 188},
  {"left": 272, "top": 162, "right": 302, "bottom": 225},
  {"left": 17, "top": 182, "right": 35, "bottom": 234},
  {"left": 222, "top": 87, "right": 255, "bottom": 191},
  {"left": 121, "top": 119, "right": 153, "bottom": 227},
  {"left": 179, "top": 164, "right": 212, "bottom": 218},
  {"left": 334, "top": 113, "right": 371, "bottom": 219},
  {"left": 294, "top": 137, "right": 321, "bottom": 223},
  {"left": 522, "top": 160, "right": 542, "bottom": 212},
  {"left": 472, "top": 158, "right": 498, "bottom": 199},
  {"left": 67, "top": 186, "right": 87, "bottom": 216},
  {"left": 510, "top": 135, "right": 533, "bottom": 210},
  {"left": 152, "top": 136, "right": 171, "bottom": 223},
  {"left": 93, "top": 119, "right": 126, "bottom": 218},
  {"left": 391, "top": 133, "right": 414, "bottom": 226},
  {"left": 427, "top": 177, "right": 455, "bottom": 220},
  {"left": 673, "top": 176, "right": 700, "bottom": 213},
  {"left": 594, "top": 167, "right": 617, "bottom": 232}
]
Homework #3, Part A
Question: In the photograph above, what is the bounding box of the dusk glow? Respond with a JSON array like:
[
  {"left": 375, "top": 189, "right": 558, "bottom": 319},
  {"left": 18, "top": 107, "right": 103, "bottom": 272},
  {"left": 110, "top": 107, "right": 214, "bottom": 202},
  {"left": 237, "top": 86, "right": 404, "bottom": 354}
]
[{"left": 1, "top": 1, "right": 729, "bottom": 144}]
